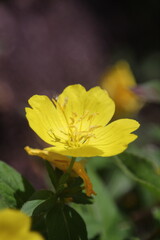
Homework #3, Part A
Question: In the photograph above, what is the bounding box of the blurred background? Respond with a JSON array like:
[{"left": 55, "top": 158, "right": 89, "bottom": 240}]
[{"left": 0, "top": 0, "right": 160, "bottom": 238}]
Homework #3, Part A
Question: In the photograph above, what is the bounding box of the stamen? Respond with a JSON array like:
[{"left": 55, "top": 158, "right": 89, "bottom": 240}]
[
  {"left": 89, "top": 125, "right": 101, "bottom": 131},
  {"left": 48, "top": 129, "right": 61, "bottom": 142},
  {"left": 65, "top": 110, "right": 100, "bottom": 147},
  {"left": 50, "top": 98, "right": 100, "bottom": 148},
  {"left": 61, "top": 97, "right": 68, "bottom": 109}
]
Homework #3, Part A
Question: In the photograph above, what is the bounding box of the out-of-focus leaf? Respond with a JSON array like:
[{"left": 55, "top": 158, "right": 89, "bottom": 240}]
[
  {"left": 0, "top": 161, "right": 34, "bottom": 209},
  {"left": 46, "top": 204, "right": 88, "bottom": 240},
  {"left": 108, "top": 170, "right": 134, "bottom": 199},
  {"left": 114, "top": 152, "right": 160, "bottom": 195},
  {"left": 129, "top": 238, "right": 140, "bottom": 240},
  {"left": 86, "top": 156, "right": 112, "bottom": 170},
  {"left": 148, "top": 125, "right": 160, "bottom": 142},
  {"left": 152, "top": 207, "right": 160, "bottom": 222},
  {"left": 73, "top": 166, "right": 131, "bottom": 240}
]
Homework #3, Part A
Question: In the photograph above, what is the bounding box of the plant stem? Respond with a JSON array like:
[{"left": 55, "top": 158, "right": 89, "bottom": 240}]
[
  {"left": 66, "top": 157, "right": 76, "bottom": 175},
  {"left": 58, "top": 157, "right": 76, "bottom": 187}
]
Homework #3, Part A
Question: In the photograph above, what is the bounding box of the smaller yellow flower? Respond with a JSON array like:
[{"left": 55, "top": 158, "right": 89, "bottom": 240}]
[
  {"left": 25, "top": 146, "right": 95, "bottom": 196},
  {"left": 0, "top": 209, "right": 44, "bottom": 240},
  {"left": 100, "top": 60, "right": 144, "bottom": 117}
]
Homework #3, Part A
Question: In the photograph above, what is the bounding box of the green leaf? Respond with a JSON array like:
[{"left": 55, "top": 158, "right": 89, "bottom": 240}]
[
  {"left": 73, "top": 166, "right": 131, "bottom": 240},
  {"left": 45, "top": 161, "right": 63, "bottom": 190},
  {"left": 21, "top": 190, "right": 54, "bottom": 216},
  {"left": 107, "top": 170, "right": 134, "bottom": 199},
  {"left": 114, "top": 152, "right": 160, "bottom": 194},
  {"left": 58, "top": 177, "right": 93, "bottom": 204},
  {"left": 46, "top": 204, "right": 88, "bottom": 240},
  {"left": 22, "top": 190, "right": 56, "bottom": 240},
  {"left": 71, "top": 192, "right": 93, "bottom": 204},
  {"left": 0, "top": 161, "right": 34, "bottom": 209}
]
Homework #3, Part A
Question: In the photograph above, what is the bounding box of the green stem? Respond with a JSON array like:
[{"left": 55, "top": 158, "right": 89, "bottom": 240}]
[
  {"left": 114, "top": 155, "right": 138, "bottom": 181},
  {"left": 114, "top": 155, "right": 157, "bottom": 188},
  {"left": 66, "top": 157, "right": 76, "bottom": 175},
  {"left": 57, "top": 157, "right": 76, "bottom": 191}
]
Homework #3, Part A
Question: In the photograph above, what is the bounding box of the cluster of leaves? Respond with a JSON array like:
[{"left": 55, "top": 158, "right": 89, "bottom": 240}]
[
  {"left": 0, "top": 160, "right": 91, "bottom": 240},
  {"left": 1, "top": 146, "right": 160, "bottom": 240}
]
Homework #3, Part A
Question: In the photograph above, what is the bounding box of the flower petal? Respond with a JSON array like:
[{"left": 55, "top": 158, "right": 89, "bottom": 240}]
[
  {"left": 101, "top": 61, "right": 137, "bottom": 91},
  {"left": 0, "top": 209, "right": 44, "bottom": 240},
  {"left": 25, "top": 232, "right": 44, "bottom": 240},
  {"left": 57, "top": 85, "right": 115, "bottom": 131},
  {"left": 57, "top": 84, "right": 86, "bottom": 118},
  {"left": 26, "top": 95, "right": 68, "bottom": 145},
  {"left": 47, "top": 145, "right": 103, "bottom": 157},
  {"left": 25, "top": 146, "right": 70, "bottom": 161},
  {"left": 91, "top": 119, "right": 140, "bottom": 156},
  {"left": 72, "top": 161, "right": 96, "bottom": 196},
  {"left": 101, "top": 61, "right": 143, "bottom": 115},
  {"left": 0, "top": 209, "right": 30, "bottom": 235},
  {"left": 84, "top": 86, "right": 115, "bottom": 127},
  {"left": 56, "top": 84, "right": 87, "bottom": 131}
]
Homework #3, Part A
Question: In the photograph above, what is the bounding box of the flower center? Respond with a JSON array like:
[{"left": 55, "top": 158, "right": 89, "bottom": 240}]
[
  {"left": 50, "top": 98, "right": 101, "bottom": 148},
  {"left": 66, "top": 111, "right": 100, "bottom": 148}
]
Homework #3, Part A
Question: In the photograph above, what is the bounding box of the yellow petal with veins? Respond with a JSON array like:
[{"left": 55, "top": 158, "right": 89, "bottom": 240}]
[
  {"left": 92, "top": 119, "right": 140, "bottom": 156},
  {"left": 26, "top": 95, "right": 68, "bottom": 146},
  {"left": 25, "top": 146, "right": 69, "bottom": 161},
  {"left": 57, "top": 85, "right": 115, "bottom": 130}
]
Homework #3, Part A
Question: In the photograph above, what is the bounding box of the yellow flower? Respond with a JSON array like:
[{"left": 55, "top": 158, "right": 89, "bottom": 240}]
[
  {"left": 100, "top": 60, "right": 144, "bottom": 117},
  {"left": 25, "top": 84, "right": 140, "bottom": 196},
  {"left": 25, "top": 84, "right": 139, "bottom": 157},
  {"left": 0, "top": 209, "right": 44, "bottom": 240}
]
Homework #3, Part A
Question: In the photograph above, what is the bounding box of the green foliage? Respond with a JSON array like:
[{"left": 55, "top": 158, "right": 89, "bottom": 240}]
[
  {"left": 0, "top": 161, "right": 34, "bottom": 209},
  {"left": 73, "top": 151, "right": 160, "bottom": 240},
  {"left": 45, "top": 161, "right": 62, "bottom": 190},
  {"left": 1, "top": 151, "right": 160, "bottom": 239},
  {"left": 20, "top": 163, "right": 90, "bottom": 240},
  {"left": 114, "top": 152, "right": 160, "bottom": 195},
  {"left": 21, "top": 190, "right": 55, "bottom": 216},
  {"left": 73, "top": 166, "right": 131, "bottom": 240},
  {"left": 21, "top": 189, "right": 56, "bottom": 239},
  {"left": 152, "top": 207, "right": 160, "bottom": 222},
  {"left": 46, "top": 204, "right": 88, "bottom": 240},
  {"left": 46, "top": 161, "right": 92, "bottom": 204}
]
